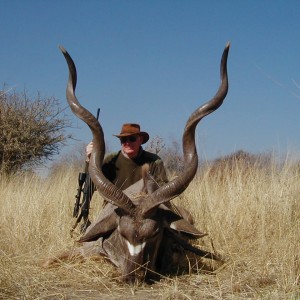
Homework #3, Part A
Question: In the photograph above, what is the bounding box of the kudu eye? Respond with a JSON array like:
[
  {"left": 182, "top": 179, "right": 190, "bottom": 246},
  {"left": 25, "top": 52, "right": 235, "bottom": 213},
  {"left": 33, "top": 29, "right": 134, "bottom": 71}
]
[
  {"left": 139, "top": 219, "right": 160, "bottom": 240},
  {"left": 149, "top": 226, "right": 160, "bottom": 238}
]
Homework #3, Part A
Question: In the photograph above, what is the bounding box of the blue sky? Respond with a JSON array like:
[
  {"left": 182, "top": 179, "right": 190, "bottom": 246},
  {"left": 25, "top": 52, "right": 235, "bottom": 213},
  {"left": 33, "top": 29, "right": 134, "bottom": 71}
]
[{"left": 1, "top": 1, "right": 300, "bottom": 164}]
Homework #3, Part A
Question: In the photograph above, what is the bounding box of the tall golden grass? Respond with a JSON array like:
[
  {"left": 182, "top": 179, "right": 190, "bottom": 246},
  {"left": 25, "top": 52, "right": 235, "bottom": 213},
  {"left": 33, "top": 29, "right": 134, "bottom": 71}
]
[{"left": 0, "top": 154, "right": 299, "bottom": 299}]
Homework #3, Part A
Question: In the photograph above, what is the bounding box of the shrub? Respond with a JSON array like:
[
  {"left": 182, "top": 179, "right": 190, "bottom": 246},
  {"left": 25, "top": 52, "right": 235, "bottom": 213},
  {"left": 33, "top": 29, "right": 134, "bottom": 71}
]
[{"left": 0, "top": 88, "right": 71, "bottom": 174}]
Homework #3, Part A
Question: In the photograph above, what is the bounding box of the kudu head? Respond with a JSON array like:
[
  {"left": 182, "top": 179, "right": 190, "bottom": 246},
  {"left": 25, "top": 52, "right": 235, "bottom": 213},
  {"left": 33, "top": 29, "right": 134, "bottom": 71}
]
[{"left": 60, "top": 43, "right": 230, "bottom": 283}]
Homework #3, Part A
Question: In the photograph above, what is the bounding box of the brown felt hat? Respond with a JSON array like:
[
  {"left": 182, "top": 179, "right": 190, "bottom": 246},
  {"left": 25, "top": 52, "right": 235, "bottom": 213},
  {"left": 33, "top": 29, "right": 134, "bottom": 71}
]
[{"left": 113, "top": 123, "right": 149, "bottom": 144}]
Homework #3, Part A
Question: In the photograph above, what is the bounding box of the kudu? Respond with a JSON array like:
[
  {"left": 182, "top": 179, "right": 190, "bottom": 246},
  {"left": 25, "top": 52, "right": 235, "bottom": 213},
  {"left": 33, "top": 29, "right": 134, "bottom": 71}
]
[{"left": 48, "top": 43, "right": 230, "bottom": 283}]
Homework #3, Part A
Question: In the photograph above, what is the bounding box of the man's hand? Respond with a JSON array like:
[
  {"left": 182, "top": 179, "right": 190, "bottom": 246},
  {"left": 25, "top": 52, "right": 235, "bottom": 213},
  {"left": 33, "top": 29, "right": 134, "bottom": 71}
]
[{"left": 85, "top": 141, "right": 94, "bottom": 161}]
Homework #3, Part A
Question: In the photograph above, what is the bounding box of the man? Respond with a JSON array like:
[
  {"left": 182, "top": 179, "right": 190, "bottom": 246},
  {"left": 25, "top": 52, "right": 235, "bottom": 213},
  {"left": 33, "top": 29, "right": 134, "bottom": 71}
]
[
  {"left": 86, "top": 123, "right": 168, "bottom": 191},
  {"left": 85, "top": 123, "right": 188, "bottom": 230}
]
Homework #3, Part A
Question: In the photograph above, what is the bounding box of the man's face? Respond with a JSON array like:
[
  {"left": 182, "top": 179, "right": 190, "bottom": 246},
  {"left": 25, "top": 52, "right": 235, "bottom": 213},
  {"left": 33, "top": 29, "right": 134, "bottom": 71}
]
[{"left": 120, "top": 135, "right": 143, "bottom": 158}]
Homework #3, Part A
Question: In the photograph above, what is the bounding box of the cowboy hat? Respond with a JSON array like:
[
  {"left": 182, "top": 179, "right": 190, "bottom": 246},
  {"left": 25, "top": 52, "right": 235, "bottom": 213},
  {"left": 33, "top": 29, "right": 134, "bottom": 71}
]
[{"left": 113, "top": 123, "right": 149, "bottom": 144}]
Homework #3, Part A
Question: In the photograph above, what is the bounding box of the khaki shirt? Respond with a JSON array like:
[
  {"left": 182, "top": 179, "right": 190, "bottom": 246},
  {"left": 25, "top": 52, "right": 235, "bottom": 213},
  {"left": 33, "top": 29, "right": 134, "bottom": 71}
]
[{"left": 102, "top": 148, "right": 168, "bottom": 191}]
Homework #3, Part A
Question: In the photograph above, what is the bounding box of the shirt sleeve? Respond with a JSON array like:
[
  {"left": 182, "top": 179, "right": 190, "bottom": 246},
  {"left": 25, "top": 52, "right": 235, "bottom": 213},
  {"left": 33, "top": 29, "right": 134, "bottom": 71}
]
[{"left": 101, "top": 152, "right": 119, "bottom": 183}]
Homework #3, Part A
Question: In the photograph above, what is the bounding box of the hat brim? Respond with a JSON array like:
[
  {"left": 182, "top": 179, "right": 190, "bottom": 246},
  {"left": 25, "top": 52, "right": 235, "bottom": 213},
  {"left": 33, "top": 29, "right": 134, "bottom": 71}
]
[{"left": 113, "top": 132, "right": 149, "bottom": 144}]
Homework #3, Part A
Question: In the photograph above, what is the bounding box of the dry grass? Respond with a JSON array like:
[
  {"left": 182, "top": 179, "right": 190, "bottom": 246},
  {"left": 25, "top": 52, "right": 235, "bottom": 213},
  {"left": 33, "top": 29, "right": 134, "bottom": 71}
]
[{"left": 0, "top": 154, "right": 299, "bottom": 299}]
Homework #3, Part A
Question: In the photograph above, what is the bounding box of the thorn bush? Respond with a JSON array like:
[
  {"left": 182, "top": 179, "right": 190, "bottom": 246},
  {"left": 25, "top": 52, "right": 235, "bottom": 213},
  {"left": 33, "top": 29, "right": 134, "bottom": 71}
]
[{"left": 0, "top": 88, "right": 71, "bottom": 174}]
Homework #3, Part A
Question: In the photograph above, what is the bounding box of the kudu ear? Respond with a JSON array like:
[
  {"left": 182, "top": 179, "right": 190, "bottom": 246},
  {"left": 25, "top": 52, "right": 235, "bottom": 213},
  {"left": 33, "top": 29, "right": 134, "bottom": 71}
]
[
  {"left": 78, "top": 212, "right": 117, "bottom": 242},
  {"left": 162, "top": 207, "right": 207, "bottom": 239},
  {"left": 169, "top": 218, "right": 207, "bottom": 239}
]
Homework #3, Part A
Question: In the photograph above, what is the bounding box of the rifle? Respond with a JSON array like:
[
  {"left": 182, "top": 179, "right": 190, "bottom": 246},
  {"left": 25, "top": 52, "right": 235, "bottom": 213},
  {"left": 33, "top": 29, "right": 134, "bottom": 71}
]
[{"left": 71, "top": 108, "right": 100, "bottom": 235}]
